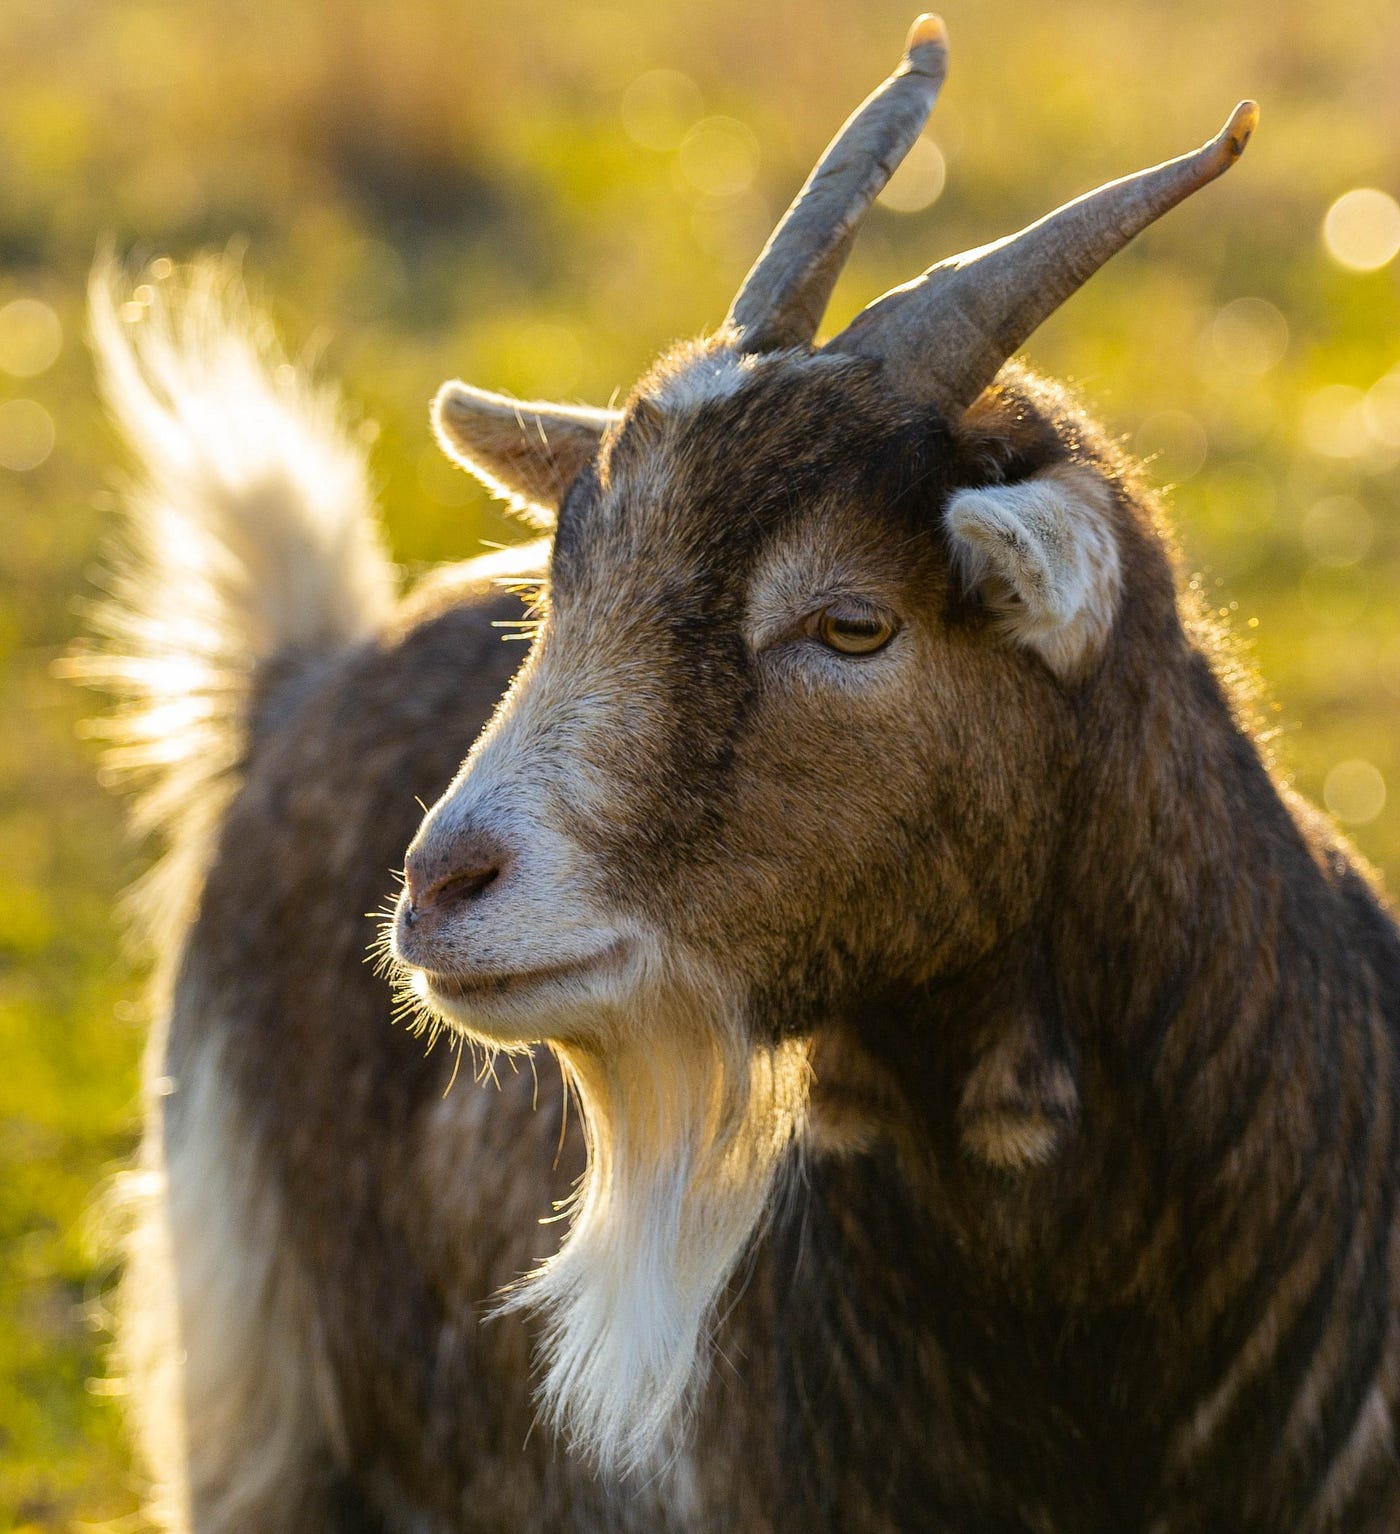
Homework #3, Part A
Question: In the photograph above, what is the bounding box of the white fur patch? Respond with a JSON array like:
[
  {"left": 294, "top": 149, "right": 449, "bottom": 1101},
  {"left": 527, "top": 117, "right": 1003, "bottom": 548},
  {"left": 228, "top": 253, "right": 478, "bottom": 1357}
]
[
  {"left": 946, "top": 463, "right": 1121, "bottom": 676},
  {"left": 649, "top": 347, "right": 759, "bottom": 413},
  {"left": 497, "top": 997, "right": 810, "bottom": 1476},
  {"left": 394, "top": 627, "right": 812, "bottom": 1471},
  {"left": 111, "top": 1034, "right": 343, "bottom": 1532}
]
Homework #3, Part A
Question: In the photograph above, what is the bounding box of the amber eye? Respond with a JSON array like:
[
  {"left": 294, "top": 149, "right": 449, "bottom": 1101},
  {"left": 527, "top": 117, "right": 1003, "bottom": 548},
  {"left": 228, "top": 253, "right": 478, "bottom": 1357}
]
[{"left": 811, "top": 604, "right": 898, "bottom": 656}]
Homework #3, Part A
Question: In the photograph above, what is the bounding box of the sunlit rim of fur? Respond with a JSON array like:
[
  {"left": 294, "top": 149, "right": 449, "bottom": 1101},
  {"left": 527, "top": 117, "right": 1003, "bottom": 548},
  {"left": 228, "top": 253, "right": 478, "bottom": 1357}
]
[{"left": 369, "top": 907, "right": 528, "bottom": 1090}]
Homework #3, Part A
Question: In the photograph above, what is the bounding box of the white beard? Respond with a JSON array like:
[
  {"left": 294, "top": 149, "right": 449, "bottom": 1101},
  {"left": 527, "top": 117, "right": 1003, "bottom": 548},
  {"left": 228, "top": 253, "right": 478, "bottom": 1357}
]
[{"left": 496, "top": 987, "right": 810, "bottom": 1476}]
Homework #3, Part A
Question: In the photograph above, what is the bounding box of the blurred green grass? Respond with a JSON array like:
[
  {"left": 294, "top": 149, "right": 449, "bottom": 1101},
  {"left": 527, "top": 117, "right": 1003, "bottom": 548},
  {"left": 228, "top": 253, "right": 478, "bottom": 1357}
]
[{"left": 1, "top": 0, "right": 1397, "bottom": 1523}]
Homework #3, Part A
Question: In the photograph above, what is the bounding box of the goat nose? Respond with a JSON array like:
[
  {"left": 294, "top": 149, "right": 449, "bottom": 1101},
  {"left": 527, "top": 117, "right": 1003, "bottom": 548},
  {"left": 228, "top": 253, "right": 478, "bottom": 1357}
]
[{"left": 402, "top": 826, "right": 509, "bottom": 920}]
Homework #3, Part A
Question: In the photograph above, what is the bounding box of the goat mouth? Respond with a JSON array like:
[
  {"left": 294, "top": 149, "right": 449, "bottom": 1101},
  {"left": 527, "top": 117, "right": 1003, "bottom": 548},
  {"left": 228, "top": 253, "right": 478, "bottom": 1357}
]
[{"left": 417, "top": 941, "right": 629, "bottom": 1007}]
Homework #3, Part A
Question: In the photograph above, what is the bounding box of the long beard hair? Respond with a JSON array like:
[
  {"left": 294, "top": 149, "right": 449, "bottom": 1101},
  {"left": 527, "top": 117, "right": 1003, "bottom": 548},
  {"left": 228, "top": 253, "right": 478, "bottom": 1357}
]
[{"left": 496, "top": 978, "right": 811, "bottom": 1476}]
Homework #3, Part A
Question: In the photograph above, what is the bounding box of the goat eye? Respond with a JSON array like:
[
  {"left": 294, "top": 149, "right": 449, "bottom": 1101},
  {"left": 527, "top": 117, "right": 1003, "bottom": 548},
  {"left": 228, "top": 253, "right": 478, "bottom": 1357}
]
[{"left": 811, "top": 605, "right": 898, "bottom": 656}]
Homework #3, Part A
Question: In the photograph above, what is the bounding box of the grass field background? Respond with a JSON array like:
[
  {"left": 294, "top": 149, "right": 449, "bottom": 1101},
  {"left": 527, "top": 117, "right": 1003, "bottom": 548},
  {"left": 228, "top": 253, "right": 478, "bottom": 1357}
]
[{"left": 2, "top": 0, "right": 1398, "bottom": 1523}]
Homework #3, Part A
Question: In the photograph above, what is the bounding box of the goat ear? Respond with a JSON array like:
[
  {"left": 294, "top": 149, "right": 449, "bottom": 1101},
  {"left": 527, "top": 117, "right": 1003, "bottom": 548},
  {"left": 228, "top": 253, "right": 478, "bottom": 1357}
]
[
  {"left": 945, "top": 462, "right": 1122, "bottom": 677},
  {"left": 432, "top": 382, "right": 621, "bottom": 527}
]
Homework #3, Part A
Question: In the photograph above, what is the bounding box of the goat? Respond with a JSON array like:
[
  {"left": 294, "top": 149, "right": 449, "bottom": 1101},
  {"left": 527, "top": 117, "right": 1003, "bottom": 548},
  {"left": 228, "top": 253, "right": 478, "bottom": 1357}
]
[{"left": 81, "top": 14, "right": 1400, "bottom": 1532}]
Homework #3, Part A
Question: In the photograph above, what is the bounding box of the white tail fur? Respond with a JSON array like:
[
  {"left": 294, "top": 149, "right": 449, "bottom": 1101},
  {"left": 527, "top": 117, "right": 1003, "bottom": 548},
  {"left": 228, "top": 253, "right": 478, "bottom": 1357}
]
[{"left": 72, "top": 259, "right": 395, "bottom": 942}]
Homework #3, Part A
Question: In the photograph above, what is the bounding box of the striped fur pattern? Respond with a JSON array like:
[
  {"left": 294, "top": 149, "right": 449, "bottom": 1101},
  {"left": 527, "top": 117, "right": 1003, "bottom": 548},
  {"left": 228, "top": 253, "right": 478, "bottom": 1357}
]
[{"left": 85, "top": 257, "right": 1400, "bottom": 1534}]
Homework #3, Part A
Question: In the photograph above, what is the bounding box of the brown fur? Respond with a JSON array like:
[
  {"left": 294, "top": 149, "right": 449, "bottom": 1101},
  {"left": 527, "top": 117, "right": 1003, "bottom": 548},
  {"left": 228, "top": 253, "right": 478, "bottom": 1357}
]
[
  {"left": 92, "top": 288, "right": 1400, "bottom": 1530},
  {"left": 390, "top": 342, "right": 1400, "bottom": 1529}
]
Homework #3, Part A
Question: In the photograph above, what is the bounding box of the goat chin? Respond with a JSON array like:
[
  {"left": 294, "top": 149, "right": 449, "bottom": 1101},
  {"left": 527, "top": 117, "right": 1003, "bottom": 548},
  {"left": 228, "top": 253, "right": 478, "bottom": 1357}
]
[{"left": 492, "top": 985, "right": 810, "bottom": 1477}]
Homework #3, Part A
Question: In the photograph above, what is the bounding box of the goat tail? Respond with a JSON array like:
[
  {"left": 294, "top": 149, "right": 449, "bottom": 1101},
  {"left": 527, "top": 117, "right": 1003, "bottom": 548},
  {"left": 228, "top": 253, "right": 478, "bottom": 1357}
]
[
  {"left": 72, "top": 262, "right": 394, "bottom": 1530},
  {"left": 71, "top": 258, "right": 395, "bottom": 947}
]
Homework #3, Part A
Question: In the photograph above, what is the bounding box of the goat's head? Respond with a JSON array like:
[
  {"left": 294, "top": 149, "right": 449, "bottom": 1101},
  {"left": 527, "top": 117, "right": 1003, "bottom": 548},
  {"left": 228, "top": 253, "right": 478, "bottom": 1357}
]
[{"left": 390, "top": 15, "right": 1256, "bottom": 1474}]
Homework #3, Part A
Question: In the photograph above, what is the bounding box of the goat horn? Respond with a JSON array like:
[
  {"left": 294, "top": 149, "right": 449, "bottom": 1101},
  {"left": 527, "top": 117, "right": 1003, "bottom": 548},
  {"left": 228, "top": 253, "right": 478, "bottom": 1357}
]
[
  {"left": 725, "top": 14, "right": 949, "bottom": 354},
  {"left": 827, "top": 100, "right": 1259, "bottom": 413}
]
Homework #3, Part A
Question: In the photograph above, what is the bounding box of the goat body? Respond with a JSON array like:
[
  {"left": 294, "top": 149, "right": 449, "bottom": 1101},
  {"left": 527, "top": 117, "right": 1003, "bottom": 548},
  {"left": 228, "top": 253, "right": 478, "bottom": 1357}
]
[{"left": 84, "top": 23, "right": 1400, "bottom": 1534}]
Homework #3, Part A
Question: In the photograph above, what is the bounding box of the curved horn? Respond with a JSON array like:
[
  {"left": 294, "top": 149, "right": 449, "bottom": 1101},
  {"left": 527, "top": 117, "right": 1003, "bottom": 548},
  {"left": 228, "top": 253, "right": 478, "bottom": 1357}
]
[
  {"left": 828, "top": 100, "right": 1259, "bottom": 413},
  {"left": 725, "top": 14, "right": 949, "bottom": 354}
]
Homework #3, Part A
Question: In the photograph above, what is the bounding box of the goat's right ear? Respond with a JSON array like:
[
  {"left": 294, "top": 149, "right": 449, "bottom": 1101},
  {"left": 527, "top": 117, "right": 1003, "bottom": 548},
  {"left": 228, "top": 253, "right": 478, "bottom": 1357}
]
[
  {"left": 432, "top": 382, "right": 621, "bottom": 527},
  {"left": 945, "top": 462, "right": 1122, "bottom": 678}
]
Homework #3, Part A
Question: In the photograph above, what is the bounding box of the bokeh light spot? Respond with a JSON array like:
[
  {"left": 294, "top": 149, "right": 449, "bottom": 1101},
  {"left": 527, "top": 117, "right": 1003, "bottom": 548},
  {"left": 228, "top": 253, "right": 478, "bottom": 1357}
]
[
  {"left": 1134, "top": 409, "right": 1208, "bottom": 483},
  {"left": 1298, "top": 562, "right": 1369, "bottom": 625},
  {"left": 1324, "top": 759, "right": 1387, "bottom": 825},
  {"left": 620, "top": 69, "right": 704, "bottom": 152},
  {"left": 1301, "top": 384, "right": 1370, "bottom": 458},
  {"left": 1300, "top": 494, "right": 1373, "bottom": 567},
  {"left": 1322, "top": 188, "right": 1400, "bottom": 272},
  {"left": 501, "top": 322, "right": 584, "bottom": 397},
  {"left": 876, "top": 137, "right": 946, "bottom": 214},
  {"left": 677, "top": 117, "right": 759, "bottom": 198},
  {"left": 1364, "top": 367, "right": 1400, "bottom": 449},
  {"left": 1208, "top": 296, "right": 1288, "bottom": 376},
  {"left": 418, "top": 447, "right": 473, "bottom": 508},
  {"left": 0, "top": 398, "right": 55, "bottom": 471},
  {"left": 0, "top": 299, "right": 62, "bottom": 378},
  {"left": 692, "top": 189, "right": 772, "bottom": 263}
]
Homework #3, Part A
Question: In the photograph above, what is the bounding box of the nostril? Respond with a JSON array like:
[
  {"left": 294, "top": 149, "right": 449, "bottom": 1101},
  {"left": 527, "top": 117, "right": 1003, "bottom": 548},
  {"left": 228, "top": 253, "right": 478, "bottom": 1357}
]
[
  {"left": 403, "top": 829, "right": 511, "bottom": 917},
  {"left": 423, "top": 861, "right": 501, "bottom": 911}
]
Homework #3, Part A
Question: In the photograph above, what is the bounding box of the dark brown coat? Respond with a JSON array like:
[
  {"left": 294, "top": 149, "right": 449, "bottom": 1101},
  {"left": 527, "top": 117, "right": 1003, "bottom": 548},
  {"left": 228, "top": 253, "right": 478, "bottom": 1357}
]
[{"left": 169, "top": 363, "right": 1400, "bottom": 1532}]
